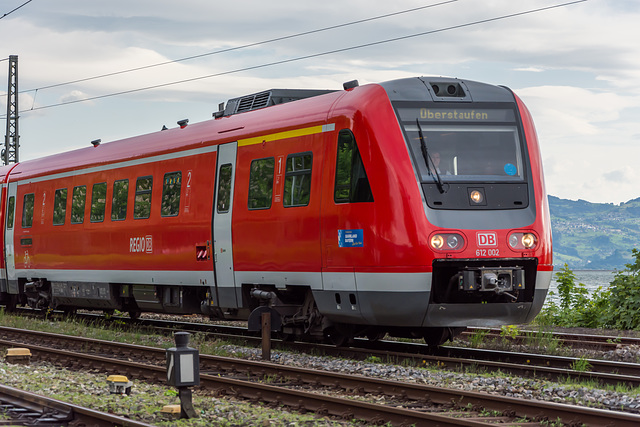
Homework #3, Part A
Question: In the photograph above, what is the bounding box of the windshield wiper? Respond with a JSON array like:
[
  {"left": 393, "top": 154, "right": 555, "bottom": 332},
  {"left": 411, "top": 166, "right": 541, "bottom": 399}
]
[{"left": 416, "top": 119, "right": 445, "bottom": 194}]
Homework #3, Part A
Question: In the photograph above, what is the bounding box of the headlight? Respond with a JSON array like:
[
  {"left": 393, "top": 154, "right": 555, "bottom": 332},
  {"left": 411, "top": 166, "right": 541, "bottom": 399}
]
[
  {"left": 468, "top": 188, "right": 486, "bottom": 206},
  {"left": 430, "top": 235, "right": 444, "bottom": 249},
  {"left": 446, "top": 234, "right": 459, "bottom": 249},
  {"left": 470, "top": 190, "right": 483, "bottom": 204},
  {"left": 522, "top": 233, "right": 536, "bottom": 249},
  {"left": 430, "top": 233, "right": 464, "bottom": 251},
  {"left": 508, "top": 232, "right": 537, "bottom": 250}
]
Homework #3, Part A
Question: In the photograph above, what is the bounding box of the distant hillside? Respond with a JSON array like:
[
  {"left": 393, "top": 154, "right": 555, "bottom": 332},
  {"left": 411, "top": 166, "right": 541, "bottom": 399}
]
[{"left": 549, "top": 195, "right": 640, "bottom": 270}]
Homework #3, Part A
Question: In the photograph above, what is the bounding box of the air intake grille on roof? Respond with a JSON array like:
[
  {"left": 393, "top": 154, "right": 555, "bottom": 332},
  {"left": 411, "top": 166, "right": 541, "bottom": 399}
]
[
  {"left": 236, "top": 91, "right": 271, "bottom": 113},
  {"left": 219, "top": 89, "right": 337, "bottom": 118}
]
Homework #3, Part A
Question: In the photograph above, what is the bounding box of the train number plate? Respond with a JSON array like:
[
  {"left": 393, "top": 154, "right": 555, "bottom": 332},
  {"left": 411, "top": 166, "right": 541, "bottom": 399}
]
[{"left": 476, "top": 248, "right": 500, "bottom": 257}]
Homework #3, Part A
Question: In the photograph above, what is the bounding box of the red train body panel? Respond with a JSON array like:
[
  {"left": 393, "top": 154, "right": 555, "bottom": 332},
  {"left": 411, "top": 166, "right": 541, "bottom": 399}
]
[{"left": 0, "top": 76, "right": 552, "bottom": 345}]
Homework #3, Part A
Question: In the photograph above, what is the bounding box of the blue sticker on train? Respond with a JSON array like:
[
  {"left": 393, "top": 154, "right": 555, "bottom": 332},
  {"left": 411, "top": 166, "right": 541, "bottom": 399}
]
[
  {"left": 504, "top": 163, "right": 517, "bottom": 176},
  {"left": 338, "top": 229, "right": 364, "bottom": 248}
]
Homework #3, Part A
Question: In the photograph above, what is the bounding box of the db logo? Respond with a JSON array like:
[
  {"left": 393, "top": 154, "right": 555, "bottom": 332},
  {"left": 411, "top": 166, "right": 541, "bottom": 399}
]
[{"left": 477, "top": 232, "right": 497, "bottom": 247}]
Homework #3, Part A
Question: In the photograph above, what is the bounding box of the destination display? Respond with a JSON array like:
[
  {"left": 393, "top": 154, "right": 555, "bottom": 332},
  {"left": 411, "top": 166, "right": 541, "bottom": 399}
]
[{"left": 397, "top": 107, "right": 515, "bottom": 123}]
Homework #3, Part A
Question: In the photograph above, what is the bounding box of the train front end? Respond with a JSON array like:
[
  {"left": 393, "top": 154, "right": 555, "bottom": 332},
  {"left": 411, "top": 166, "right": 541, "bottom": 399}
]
[{"left": 385, "top": 77, "right": 552, "bottom": 332}]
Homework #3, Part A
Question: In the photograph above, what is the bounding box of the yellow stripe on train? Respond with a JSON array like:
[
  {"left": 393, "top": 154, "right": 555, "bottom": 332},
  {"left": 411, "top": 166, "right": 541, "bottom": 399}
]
[{"left": 237, "top": 124, "right": 335, "bottom": 147}]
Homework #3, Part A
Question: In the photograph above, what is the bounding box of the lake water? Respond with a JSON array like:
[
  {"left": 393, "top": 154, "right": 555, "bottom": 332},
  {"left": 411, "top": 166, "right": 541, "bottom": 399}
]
[{"left": 546, "top": 270, "right": 616, "bottom": 304}]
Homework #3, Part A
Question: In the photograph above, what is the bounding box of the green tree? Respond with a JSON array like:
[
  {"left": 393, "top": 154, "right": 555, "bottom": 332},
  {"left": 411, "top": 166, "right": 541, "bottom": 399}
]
[
  {"left": 536, "top": 263, "right": 608, "bottom": 327},
  {"left": 601, "top": 248, "right": 640, "bottom": 330}
]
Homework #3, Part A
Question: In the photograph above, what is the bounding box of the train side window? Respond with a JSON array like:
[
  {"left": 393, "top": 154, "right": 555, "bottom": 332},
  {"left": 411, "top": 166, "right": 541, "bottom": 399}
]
[
  {"left": 90, "top": 182, "right": 107, "bottom": 222},
  {"left": 71, "top": 185, "right": 86, "bottom": 224},
  {"left": 111, "top": 179, "right": 129, "bottom": 221},
  {"left": 6, "top": 196, "right": 15, "bottom": 229},
  {"left": 161, "top": 172, "right": 181, "bottom": 217},
  {"left": 283, "top": 152, "right": 312, "bottom": 207},
  {"left": 134, "top": 176, "right": 153, "bottom": 219},
  {"left": 21, "top": 193, "right": 35, "bottom": 228},
  {"left": 53, "top": 188, "right": 68, "bottom": 225},
  {"left": 216, "top": 164, "right": 232, "bottom": 213},
  {"left": 248, "top": 157, "right": 274, "bottom": 210},
  {"left": 334, "top": 129, "right": 374, "bottom": 203}
]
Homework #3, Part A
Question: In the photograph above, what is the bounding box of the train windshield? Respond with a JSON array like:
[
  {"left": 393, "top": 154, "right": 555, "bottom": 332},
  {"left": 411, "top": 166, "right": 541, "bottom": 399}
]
[{"left": 398, "top": 107, "right": 524, "bottom": 183}]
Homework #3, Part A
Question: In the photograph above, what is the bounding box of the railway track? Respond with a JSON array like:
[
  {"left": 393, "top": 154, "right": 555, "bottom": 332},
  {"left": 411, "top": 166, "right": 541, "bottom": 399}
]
[
  {"left": 0, "top": 382, "right": 154, "bottom": 427},
  {"left": 14, "top": 309, "right": 640, "bottom": 387},
  {"left": 127, "top": 312, "right": 640, "bottom": 352},
  {"left": 463, "top": 327, "right": 640, "bottom": 351},
  {"left": 79, "top": 313, "right": 640, "bottom": 387},
  {"left": 2, "top": 326, "right": 640, "bottom": 426},
  {"left": 31, "top": 308, "right": 640, "bottom": 350}
]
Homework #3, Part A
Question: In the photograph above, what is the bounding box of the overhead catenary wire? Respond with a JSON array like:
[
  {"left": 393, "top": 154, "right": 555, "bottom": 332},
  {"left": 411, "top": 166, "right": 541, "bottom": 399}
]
[
  {"left": 20, "top": 0, "right": 459, "bottom": 93},
  {"left": 0, "top": 0, "right": 34, "bottom": 20},
  {"left": 6, "top": 0, "right": 587, "bottom": 116}
]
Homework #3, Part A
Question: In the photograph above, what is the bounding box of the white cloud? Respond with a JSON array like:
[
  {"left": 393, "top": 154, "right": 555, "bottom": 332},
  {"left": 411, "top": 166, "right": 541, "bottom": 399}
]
[
  {"left": 2, "top": 0, "right": 640, "bottom": 203},
  {"left": 513, "top": 67, "right": 545, "bottom": 73},
  {"left": 59, "top": 90, "right": 91, "bottom": 104},
  {"left": 517, "top": 86, "right": 640, "bottom": 139},
  {"left": 603, "top": 166, "right": 637, "bottom": 184}
]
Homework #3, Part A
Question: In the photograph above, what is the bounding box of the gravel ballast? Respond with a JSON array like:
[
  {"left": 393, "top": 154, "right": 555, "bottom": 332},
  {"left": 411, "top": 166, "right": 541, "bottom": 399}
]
[
  {"left": 223, "top": 344, "right": 640, "bottom": 413},
  {"left": 0, "top": 360, "right": 354, "bottom": 426}
]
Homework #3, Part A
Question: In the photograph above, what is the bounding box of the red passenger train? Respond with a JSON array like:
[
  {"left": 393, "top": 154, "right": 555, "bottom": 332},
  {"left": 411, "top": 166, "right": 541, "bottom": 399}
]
[{"left": 0, "top": 76, "right": 552, "bottom": 345}]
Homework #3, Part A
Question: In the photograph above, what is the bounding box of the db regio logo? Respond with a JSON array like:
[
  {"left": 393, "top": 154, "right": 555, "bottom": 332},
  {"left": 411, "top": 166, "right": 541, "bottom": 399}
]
[
  {"left": 476, "top": 232, "right": 497, "bottom": 247},
  {"left": 130, "top": 235, "right": 153, "bottom": 253}
]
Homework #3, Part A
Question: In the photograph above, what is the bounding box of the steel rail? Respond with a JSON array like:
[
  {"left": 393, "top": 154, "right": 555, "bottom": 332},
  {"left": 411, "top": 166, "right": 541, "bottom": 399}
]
[
  {"left": 0, "top": 383, "right": 154, "bottom": 427},
  {"left": 21, "top": 308, "right": 640, "bottom": 351},
  {"left": 440, "top": 346, "right": 640, "bottom": 377},
  {"left": 353, "top": 339, "right": 640, "bottom": 387},
  {"left": 2, "top": 330, "right": 640, "bottom": 426},
  {"left": 0, "top": 338, "right": 499, "bottom": 426},
  {"left": 3, "top": 322, "right": 640, "bottom": 389},
  {"left": 463, "top": 327, "right": 640, "bottom": 350}
]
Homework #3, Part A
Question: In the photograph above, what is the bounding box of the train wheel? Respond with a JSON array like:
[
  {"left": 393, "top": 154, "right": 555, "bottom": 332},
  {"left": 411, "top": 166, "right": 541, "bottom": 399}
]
[
  {"left": 129, "top": 311, "right": 141, "bottom": 320},
  {"left": 366, "top": 331, "right": 386, "bottom": 342},
  {"left": 324, "top": 325, "right": 354, "bottom": 347},
  {"left": 280, "top": 332, "right": 295, "bottom": 342},
  {"left": 423, "top": 327, "right": 451, "bottom": 347},
  {"left": 423, "top": 327, "right": 466, "bottom": 347}
]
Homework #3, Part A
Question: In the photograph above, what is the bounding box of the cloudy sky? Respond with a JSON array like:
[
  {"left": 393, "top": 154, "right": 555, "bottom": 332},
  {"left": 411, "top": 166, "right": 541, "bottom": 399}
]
[{"left": 1, "top": 0, "right": 638, "bottom": 204}]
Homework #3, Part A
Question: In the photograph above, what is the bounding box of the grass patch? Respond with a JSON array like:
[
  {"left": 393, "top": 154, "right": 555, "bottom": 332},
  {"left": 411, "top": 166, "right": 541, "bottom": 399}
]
[
  {"left": 570, "top": 356, "right": 592, "bottom": 372},
  {"left": 467, "top": 329, "right": 490, "bottom": 348},
  {"left": 0, "top": 309, "right": 234, "bottom": 357},
  {"left": 0, "top": 361, "right": 353, "bottom": 426}
]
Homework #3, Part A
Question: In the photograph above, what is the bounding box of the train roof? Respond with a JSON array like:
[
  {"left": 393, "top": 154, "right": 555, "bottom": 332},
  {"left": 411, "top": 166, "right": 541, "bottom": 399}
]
[
  {"left": 379, "top": 76, "right": 515, "bottom": 104},
  {"left": 7, "top": 86, "right": 350, "bottom": 182},
  {"left": 0, "top": 164, "right": 18, "bottom": 184},
  {"left": 217, "top": 88, "right": 338, "bottom": 118},
  {"left": 5, "top": 76, "right": 515, "bottom": 183}
]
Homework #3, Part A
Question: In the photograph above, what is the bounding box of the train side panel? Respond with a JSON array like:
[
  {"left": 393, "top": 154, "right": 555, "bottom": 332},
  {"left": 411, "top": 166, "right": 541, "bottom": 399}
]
[
  {"left": 318, "top": 85, "right": 434, "bottom": 327},
  {"left": 216, "top": 95, "right": 342, "bottom": 313},
  {"left": 514, "top": 93, "right": 553, "bottom": 322},
  {"left": 8, "top": 148, "right": 216, "bottom": 312}
]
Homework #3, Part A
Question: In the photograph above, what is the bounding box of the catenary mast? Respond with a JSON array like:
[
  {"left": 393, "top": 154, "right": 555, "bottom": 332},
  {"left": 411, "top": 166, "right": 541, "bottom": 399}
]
[{"left": 3, "top": 55, "right": 19, "bottom": 165}]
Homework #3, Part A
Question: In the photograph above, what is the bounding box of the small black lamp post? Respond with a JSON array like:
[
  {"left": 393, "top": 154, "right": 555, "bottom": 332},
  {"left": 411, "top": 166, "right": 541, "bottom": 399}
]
[{"left": 166, "top": 332, "right": 200, "bottom": 418}]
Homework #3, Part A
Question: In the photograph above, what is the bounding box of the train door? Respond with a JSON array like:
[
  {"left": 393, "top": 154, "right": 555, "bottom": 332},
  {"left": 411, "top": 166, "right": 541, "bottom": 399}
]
[
  {"left": 0, "top": 184, "right": 6, "bottom": 293},
  {"left": 4, "top": 182, "right": 17, "bottom": 292},
  {"left": 319, "top": 128, "right": 372, "bottom": 323},
  {"left": 212, "top": 142, "right": 238, "bottom": 308}
]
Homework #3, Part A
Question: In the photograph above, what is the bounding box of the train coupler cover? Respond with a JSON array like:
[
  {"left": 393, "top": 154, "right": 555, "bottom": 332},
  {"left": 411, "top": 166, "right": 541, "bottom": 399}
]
[{"left": 459, "top": 267, "right": 525, "bottom": 292}]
